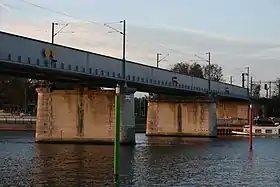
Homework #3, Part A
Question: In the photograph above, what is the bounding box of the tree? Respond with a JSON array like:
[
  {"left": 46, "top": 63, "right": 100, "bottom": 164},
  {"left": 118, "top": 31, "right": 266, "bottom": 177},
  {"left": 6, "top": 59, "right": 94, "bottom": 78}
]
[
  {"left": 134, "top": 97, "right": 148, "bottom": 117},
  {"left": 170, "top": 62, "right": 224, "bottom": 82},
  {"left": 0, "top": 76, "right": 48, "bottom": 112},
  {"left": 273, "top": 78, "right": 280, "bottom": 97},
  {"left": 252, "top": 84, "right": 261, "bottom": 98},
  {"left": 153, "top": 61, "right": 210, "bottom": 100},
  {"left": 170, "top": 62, "right": 190, "bottom": 75},
  {"left": 170, "top": 62, "right": 204, "bottom": 78},
  {"left": 203, "top": 64, "right": 224, "bottom": 82},
  {"left": 189, "top": 63, "right": 204, "bottom": 78}
]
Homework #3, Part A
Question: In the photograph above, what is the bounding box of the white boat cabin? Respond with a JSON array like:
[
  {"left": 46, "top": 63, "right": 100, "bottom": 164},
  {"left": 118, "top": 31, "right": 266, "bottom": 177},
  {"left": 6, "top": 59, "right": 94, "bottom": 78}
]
[
  {"left": 243, "top": 125, "right": 280, "bottom": 135},
  {"left": 243, "top": 117, "right": 280, "bottom": 136}
]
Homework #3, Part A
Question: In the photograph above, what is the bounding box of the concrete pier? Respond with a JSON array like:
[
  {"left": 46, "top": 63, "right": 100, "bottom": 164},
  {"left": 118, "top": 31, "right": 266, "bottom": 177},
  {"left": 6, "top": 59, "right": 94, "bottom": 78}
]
[
  {"left": 146, "top": 98, "right": 217, "bottom": 137},
  {"left": 35, "top": 87, "right": 135, "bottom": 145}
]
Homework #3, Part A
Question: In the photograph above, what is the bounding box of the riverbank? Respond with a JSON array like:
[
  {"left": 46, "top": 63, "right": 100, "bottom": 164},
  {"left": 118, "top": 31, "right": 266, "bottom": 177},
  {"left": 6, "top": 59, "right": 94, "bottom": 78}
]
[{"left": 0, "top": 113, "right": 36, "bottom": 131}]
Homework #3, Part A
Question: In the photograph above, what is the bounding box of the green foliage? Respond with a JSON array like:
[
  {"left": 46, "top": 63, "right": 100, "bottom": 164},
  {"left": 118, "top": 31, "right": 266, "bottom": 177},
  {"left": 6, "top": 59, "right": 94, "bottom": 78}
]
[
  {"left": 170, "top": 62, "right": 224, "bottom": 81},
  {"left": 252, "top": 84, "right": 261, "bottom": 98},
  {"left": 202, "top": 64, "right": 224, "bottom": 82},
  {"left": 273, "top": 78, "right": 280, "bottom": 97}
]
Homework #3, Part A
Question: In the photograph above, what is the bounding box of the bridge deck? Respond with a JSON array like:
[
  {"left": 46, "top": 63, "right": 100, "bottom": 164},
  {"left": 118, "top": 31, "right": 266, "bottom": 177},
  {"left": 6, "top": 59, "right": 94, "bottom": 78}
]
[{"left": 0, "top": 31, "right": 248, "bottom": 100}]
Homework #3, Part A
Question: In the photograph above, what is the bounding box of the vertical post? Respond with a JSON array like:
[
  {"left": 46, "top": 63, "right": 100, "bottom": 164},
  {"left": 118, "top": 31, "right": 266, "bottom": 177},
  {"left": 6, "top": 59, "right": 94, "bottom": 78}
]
[
  {"left": 242, "top": 73, "right": 245, "bottom": 88},
  {"left": 114, "top": 84, "right": 121, "bottom": 186},
  {"left": 143, "top": 97, "right": 146, "bottom": 116},
  {"left": 51, "top": 22, "right": 55, "bottom": 44},
  {"left": 207, "top": 52, "right": 211, "bottom": 92},
  {"left": 230, "top": 76, "right": 233, "bottom": 85},
  {"left": 24, "top": 86, "right": 27, "bottom": 113},
  {"left": 122, "top": 20, "right": 126, "bottom": 86},
  {"left": 156, "top": 53, "right": 160, "bottom": 68},
  {"left": 249, "top": 104, "right": 253, "bottom": 151},
  {"left": 139, "top": 98, "right": 142, "bottom": 116},
  {"left": 269, "top": 81, "right": 272, "bottom": 98},
  {"left": 250, "top": 76, "right": 253, "bottom": 97},
  {"left": 247, "top": 67, "right": 250, "bottom": 96}
]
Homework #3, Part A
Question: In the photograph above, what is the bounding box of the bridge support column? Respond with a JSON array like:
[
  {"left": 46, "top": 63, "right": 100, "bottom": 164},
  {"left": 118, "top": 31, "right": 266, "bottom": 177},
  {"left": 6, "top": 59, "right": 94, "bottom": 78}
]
[
  {"left": 35, "top": 87, "right": 135, "bottom": 145},
  {"left": 146, "top": 98, "right": 217, "bottom": 137}
]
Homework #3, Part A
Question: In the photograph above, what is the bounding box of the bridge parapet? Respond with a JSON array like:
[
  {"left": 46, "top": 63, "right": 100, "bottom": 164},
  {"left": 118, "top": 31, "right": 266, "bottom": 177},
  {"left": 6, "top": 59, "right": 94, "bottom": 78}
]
[{"left": 0, "top": 31, "right": 249, "bottom": 100}]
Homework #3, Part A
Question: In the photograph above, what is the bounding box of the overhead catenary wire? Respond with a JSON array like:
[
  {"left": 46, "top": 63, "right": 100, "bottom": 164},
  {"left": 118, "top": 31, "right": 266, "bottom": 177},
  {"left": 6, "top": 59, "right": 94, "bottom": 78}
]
[
  {"left": 17, "top": 0, "right": 103, "bottom": 26},
  {"left": 9, "top": 1, "right": 188, "bottom": 52},
  {"left": 6, "top": 0, "right": 201, "bottom": 68},
  {"left": 1, "top": 1, "right": 125, "bottom": 52}
]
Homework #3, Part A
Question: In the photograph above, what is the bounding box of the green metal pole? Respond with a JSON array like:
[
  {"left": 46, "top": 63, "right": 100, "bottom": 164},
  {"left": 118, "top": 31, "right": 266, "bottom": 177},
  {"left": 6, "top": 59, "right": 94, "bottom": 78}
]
[{"left": 114, "top": 84, "right": 121, "bottom": 186}]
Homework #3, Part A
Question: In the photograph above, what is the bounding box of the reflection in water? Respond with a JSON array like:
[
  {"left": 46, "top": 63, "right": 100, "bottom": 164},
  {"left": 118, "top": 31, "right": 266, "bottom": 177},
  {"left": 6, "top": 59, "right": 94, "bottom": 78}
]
[
  {"left": 248, "top": 150, "right": 254, "bottom": 169},
  {"left": 1, "top": 132, "right": 280, "bottom": 186},
  {"left": 33, "top": 144, "right": 115, "bottom": 186}
]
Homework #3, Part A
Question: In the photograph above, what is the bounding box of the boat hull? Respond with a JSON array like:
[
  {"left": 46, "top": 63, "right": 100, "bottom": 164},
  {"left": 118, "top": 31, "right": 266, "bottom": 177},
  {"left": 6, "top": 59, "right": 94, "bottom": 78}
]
[
  {"left": 232, "top": 131, "right": 248, "bottom": 136},
  {"left": 232, "top": 125, "right": 280, "bottom": 137}
]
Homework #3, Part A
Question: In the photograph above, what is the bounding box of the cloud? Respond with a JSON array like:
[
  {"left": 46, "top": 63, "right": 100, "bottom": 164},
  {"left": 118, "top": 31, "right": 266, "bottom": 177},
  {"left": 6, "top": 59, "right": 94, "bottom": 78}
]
[{"left": 147, "top": 25, "right": 250, "bottom": 43}]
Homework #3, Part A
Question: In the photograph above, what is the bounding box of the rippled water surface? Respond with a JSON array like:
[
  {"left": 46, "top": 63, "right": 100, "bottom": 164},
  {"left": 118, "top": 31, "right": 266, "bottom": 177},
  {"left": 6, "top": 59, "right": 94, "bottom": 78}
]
[{"left": 1, "top": 131, "right": 280, "bottom": 186}]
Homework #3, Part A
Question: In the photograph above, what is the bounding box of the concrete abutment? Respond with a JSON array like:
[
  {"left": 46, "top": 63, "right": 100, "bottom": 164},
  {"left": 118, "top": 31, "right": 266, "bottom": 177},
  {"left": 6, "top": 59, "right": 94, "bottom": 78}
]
[{"left": 35, "top": 87, "right": 135, "bottom": 145}]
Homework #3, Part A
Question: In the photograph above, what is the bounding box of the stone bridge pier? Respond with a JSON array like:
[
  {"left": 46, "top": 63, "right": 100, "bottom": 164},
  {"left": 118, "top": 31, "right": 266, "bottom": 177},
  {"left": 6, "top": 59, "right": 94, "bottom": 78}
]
[
  {"left": 146, "top": 97, "right": 217, "bottom": 137},
  {"left": 35, "top": 87, "right": 136, "bottom": 145}
]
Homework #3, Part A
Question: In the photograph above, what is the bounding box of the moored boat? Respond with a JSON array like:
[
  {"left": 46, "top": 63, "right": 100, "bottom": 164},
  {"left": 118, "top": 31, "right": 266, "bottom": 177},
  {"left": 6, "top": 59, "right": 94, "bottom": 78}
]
[
  {"left": 232, "top": 117, "right": 280, "bottom": 136},
  {"left": 231, "top": 131, "right": 249, "bottom": 136}
]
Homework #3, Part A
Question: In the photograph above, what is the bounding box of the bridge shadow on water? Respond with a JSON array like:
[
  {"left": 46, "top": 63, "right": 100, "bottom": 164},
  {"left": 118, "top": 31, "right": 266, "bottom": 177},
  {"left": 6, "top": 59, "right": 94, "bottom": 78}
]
[{"left": 1, "top": 132, "right": 280, "bottom": 186}]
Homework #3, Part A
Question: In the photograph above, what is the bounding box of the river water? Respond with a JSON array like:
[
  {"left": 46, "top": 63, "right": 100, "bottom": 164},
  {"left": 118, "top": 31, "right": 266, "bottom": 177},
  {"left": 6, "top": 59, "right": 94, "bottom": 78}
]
[{"left": 1, "top": 132, "right": 280, "bottom": 187}]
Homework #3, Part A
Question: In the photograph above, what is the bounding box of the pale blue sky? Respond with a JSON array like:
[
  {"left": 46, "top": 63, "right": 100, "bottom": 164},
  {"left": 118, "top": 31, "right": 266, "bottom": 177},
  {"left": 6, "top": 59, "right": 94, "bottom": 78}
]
[
  {"left": 5, "top": 0, "right": 278, "bottom": 41},
  {"left": 1, "top": 0, "right": 280, "bottom": 93},
  {"left": 80, "top": 0, "right": 280, "bottom": 42}
]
